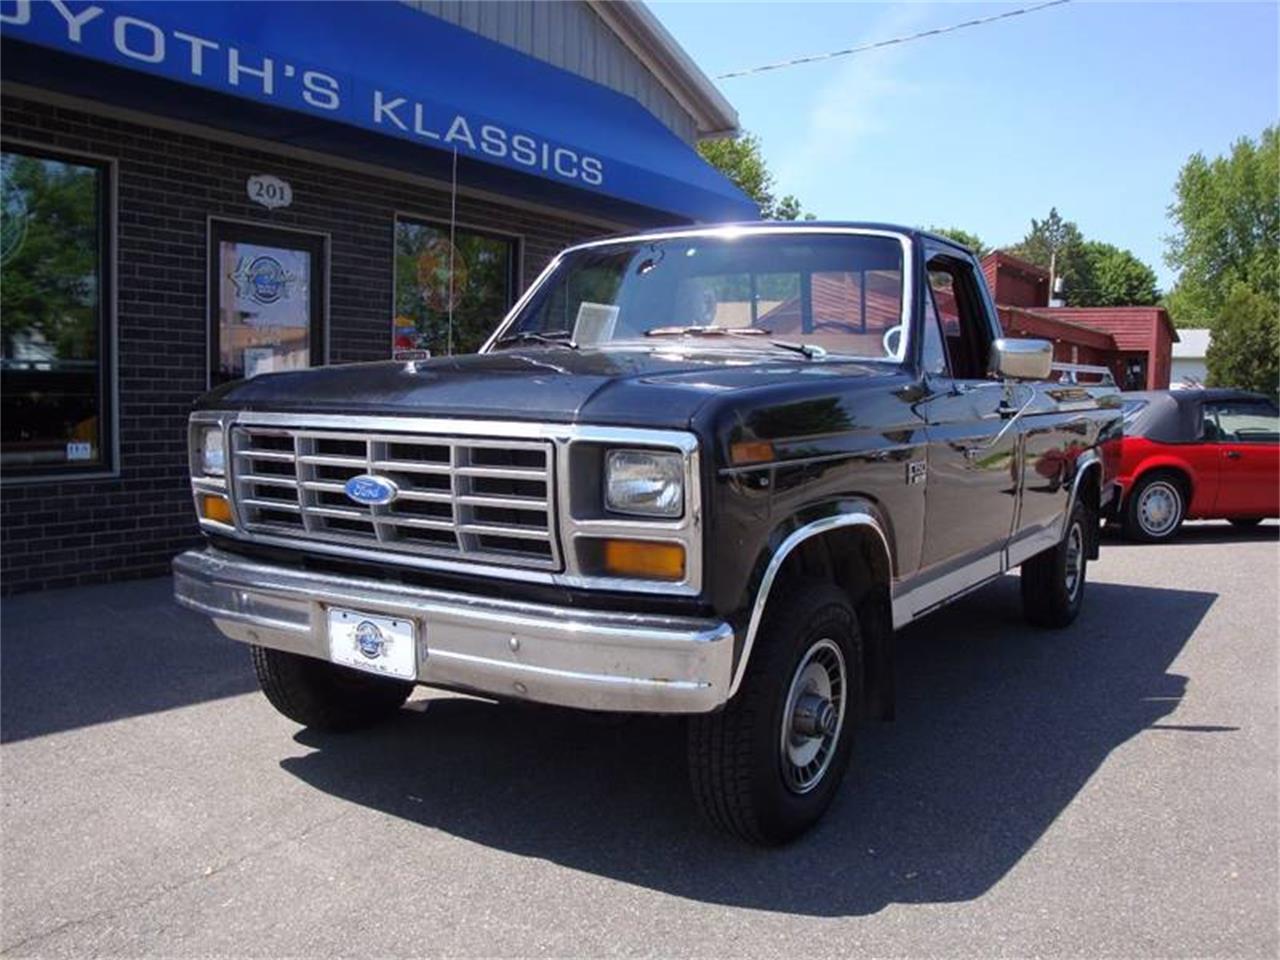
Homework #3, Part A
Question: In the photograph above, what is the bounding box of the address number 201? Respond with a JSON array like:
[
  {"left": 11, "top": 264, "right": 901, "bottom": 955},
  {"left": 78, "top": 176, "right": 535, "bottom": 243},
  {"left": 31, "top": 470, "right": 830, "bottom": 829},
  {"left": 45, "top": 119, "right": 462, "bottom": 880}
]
[{"left": 247, "top": 174, "right": 293, "bottom": 210}]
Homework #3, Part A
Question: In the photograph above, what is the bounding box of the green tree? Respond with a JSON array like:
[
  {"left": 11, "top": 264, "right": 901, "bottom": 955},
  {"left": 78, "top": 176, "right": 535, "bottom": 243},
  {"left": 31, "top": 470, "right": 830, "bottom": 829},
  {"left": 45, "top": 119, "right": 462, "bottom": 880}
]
[
  {"left": 1205, "top": 283, "right": 1279, "bottom": 394},
  {"left": 1074, "top": 241, "right": 1160, "bottom": 307},
  {"left": 1164, "top": 126, "right": 1279, "bottom": 326},
  {"left": 698, "top": 133, "right": 810, "bottom": 220},
  {"left": 1006, "top": 207, "right": 1090, "bottom": 302},
  {"left": 927, "top": 226, "right": 989, "bottom": 256}
]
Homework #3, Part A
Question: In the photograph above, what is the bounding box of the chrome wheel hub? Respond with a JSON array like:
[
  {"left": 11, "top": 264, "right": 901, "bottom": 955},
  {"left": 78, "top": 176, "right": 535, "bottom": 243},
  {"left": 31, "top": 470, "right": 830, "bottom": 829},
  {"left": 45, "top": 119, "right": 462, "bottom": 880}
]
[
  {"left": 1064, "top": 521, "right": 1084, "bottom": 601},
  {"left": 1138, "top": 481, "right": 1180, "bottom": 536},
  {"left": 780, "top": 638, "right": 847, "bottom": 794}
]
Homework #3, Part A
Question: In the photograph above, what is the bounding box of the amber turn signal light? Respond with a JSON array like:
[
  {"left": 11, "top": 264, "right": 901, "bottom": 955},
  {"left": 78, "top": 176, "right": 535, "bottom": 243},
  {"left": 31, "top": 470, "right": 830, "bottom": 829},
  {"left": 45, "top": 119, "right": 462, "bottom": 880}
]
[
  {"left": 601, "top": 539, "right": 685, "bottom": 581},
  {"left": 730, "top": 440, "right": 775, "bottom": 465},
  {"left": 200, "top": 494, "right": 234, "bottom": 525}
]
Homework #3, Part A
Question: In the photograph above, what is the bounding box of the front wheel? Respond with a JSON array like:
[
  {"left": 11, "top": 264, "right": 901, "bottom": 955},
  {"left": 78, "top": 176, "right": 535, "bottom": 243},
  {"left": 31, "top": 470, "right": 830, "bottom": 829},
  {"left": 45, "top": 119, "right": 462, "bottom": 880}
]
[
  {"left": 250, "top": 645, "right": 413, "bottom": 731},
  {"left": 1021, "top": 500, "right": 1091, "bottom": 628},
  {"left": 687, "top": 582, "right": 861, "bottom": 845}
]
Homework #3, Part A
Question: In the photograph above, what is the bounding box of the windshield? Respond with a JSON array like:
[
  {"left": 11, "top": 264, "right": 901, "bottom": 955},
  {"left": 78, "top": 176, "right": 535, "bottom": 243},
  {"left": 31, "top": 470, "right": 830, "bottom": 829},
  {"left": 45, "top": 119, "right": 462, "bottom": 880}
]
[{"left": 497, "top": 233, "right": 907, "bottom": 360}]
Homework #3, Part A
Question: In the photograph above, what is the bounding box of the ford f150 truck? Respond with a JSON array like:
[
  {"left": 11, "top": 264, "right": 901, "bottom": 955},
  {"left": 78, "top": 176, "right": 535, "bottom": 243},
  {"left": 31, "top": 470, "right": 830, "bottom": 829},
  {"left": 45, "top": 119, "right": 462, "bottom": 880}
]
[{"left": 174, "top": 223, "right": 1121, "bottom": 844}]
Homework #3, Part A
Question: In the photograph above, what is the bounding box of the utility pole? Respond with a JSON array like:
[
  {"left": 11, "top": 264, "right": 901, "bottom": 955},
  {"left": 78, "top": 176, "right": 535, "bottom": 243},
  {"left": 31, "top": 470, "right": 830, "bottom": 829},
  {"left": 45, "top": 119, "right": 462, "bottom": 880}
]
[
  {"left": 1048, "top": 249, "right": 1057, "bottom": 307},
  {"left": 1048, "top": 249, "right": 1066, "bottom": 307}
]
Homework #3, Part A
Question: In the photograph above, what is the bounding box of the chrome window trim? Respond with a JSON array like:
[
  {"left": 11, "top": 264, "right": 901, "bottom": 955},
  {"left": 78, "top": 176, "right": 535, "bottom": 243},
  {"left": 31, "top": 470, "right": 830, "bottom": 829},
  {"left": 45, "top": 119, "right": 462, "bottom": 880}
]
[
  {"left": 479, "top": 225, "right": 916, "bottom": 364},
  {"left": 189, "top": 411, "right": 702, "bottom": 596}
]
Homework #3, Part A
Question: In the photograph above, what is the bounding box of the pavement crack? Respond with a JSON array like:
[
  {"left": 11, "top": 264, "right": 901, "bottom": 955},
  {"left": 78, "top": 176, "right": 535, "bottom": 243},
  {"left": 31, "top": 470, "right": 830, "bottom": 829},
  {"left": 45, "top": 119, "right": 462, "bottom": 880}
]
[{"left": 0, "top": 807, "right": 354, "bottom": 954}]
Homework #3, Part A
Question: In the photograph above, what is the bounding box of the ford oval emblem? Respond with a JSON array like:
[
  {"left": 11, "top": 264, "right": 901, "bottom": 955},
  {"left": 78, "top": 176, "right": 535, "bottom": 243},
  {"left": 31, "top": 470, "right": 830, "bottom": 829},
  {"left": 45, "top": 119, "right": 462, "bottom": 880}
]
[{"left": 344, "top": 474, "right": 398, "bottom": 506}]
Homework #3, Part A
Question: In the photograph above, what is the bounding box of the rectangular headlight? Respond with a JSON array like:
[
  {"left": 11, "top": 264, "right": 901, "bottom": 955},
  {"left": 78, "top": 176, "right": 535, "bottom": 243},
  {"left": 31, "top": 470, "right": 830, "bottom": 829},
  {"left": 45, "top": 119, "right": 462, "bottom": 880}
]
[
  {"left": 605, "top": 449, "right": 683, "bottom": 518},
  {"left": 196, "top": 425, "right": 225, "bottom": 477}
]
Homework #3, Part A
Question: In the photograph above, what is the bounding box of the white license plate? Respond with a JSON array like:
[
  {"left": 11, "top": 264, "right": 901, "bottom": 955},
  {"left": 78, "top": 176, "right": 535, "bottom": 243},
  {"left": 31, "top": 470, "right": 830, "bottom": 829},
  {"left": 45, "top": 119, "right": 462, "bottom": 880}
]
[{"left": 327, "top": 608, "right": 418, "bottom": 681}]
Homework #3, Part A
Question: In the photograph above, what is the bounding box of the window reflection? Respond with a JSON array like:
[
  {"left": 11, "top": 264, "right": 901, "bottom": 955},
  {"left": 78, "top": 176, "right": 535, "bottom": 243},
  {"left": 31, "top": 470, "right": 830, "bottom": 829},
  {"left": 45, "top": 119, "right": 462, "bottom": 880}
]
[
  {"left": 394, "top": 218, "right": 516, "bottom": 356},
  {"left": 1, "top": 148, "right": 107, "bottom": 473}
]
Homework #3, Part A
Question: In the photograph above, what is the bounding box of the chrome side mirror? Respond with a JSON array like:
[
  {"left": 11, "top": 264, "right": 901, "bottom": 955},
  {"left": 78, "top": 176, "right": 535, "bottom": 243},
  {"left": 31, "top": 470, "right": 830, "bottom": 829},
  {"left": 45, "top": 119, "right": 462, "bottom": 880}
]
[{"left": 990, "top": 338, "right": 1053, "bottom": 381}]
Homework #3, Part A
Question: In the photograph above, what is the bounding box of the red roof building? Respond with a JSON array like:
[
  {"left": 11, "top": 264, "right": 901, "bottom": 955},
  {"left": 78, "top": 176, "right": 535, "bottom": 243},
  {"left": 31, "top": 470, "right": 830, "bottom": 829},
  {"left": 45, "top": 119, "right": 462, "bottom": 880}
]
[{"left": 982, "top": 252, "right": 1177, "bottom": 390}]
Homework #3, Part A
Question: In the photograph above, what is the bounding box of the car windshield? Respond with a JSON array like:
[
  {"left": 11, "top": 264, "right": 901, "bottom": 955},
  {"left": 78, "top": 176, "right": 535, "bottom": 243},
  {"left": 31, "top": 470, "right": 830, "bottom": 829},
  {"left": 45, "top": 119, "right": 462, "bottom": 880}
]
[{"left": 496, "top": 232, "right": 907, "bottom": 360}]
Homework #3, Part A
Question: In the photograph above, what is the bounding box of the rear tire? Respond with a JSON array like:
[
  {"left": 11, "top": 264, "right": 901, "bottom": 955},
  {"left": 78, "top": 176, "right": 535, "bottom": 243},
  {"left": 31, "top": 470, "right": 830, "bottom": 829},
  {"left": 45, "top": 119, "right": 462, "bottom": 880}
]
[
  {"left": 1022, "top": 499, "right": 1091, "bottom": 628},
  {"left": 1229, "top": 518, "right": 1263, "bottom": 529},
  {"left": 250, "top": 645, "right": 413, "bottom": 731},
  {"left": 688, "top": 582, "right": 861, "bottom": 845},
  {"left": 1123, "top": 472, "right": 1186, "bottom": 542}
]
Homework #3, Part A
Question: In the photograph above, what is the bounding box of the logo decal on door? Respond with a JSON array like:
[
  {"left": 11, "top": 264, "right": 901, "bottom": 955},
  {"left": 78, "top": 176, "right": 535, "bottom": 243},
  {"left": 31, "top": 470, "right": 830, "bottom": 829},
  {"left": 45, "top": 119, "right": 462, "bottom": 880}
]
[
  {"left": 907, "top": 460, "right": 927, "bottom": 485},
  {"left": 230, "top": 255, "right": 296, "bottom": 305}
]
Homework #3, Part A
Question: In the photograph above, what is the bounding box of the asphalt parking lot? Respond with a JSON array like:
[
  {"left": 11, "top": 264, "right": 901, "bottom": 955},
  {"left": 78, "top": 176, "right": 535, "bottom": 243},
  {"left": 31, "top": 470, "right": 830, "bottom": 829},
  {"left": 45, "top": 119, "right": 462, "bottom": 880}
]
[{"left": 2, "top": 523, "right": 1277, "bottom": 958}]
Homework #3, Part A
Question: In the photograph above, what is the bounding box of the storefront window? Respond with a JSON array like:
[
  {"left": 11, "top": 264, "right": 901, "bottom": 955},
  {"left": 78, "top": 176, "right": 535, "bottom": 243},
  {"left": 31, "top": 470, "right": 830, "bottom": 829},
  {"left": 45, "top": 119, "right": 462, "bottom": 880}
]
[
  {"left": 209, "top": 222, "right": 325, "bottom": 385},
  {"left": 1, "top": 147, "right": 110, "bottom": 476},
  {"left": 394, "top": 218, "right": 517, "bottom": 356}
]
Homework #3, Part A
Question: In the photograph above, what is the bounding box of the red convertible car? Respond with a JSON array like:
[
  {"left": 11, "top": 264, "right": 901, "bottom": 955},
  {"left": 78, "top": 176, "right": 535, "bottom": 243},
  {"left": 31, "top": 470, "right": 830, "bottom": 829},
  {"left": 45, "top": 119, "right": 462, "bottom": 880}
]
[{"left": 1114, "top": 389, "right": 1279, "bottom": 540}]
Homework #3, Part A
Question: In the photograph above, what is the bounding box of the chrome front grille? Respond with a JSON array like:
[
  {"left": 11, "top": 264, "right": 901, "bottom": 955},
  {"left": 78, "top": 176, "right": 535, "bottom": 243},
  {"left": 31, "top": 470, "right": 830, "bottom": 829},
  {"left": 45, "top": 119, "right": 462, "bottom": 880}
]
[{"left": 229, "top": 426, "right": 559, "bottom": 569}]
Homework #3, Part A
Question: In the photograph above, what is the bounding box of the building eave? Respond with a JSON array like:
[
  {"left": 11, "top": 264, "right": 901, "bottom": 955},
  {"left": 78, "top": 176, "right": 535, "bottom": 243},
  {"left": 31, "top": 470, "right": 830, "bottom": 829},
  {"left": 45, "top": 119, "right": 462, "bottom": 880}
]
[
  {"left": 586, "top": 0, "right": 740, "bottom": 139},
  {"left": 984, "top": 250, "right": 1051, "bottom": 281}
]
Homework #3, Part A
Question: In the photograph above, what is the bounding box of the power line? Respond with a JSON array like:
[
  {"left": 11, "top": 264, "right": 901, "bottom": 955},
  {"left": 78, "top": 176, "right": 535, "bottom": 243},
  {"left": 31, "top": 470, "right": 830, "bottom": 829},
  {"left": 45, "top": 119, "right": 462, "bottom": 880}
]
[{"left": 715, "top": 0, "right": 1072, "bottom": 80}]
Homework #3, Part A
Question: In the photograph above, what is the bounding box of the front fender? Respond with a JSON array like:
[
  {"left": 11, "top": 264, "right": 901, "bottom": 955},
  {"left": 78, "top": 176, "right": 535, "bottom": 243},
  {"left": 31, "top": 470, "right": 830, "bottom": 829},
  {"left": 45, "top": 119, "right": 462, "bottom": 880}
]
[{"left": 727, "top": 498, "right": 895, "bottom": 699}]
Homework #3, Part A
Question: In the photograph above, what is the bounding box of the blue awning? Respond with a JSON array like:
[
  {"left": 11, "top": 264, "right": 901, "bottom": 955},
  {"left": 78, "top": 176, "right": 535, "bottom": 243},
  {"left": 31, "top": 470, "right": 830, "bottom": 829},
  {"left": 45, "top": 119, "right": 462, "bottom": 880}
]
[{"left": 0, "top": 0, "right": 758, "bottom": 225}]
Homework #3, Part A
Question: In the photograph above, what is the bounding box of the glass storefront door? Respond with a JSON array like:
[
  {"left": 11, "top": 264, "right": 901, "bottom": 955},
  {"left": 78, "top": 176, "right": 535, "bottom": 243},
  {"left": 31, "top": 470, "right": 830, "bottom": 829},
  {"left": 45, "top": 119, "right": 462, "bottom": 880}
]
[{"left": 209, "top": 221, "right": 326, "bottom": 386}]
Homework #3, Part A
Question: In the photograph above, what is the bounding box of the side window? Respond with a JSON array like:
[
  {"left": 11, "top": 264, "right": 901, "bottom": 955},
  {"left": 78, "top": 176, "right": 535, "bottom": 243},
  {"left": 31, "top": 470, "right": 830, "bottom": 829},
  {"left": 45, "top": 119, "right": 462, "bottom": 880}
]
[
  {"left": 926, "top": 257, "right": 993, "bottom": 380},
  {"left": 1205, "top": 401, "right": 1280, "bottom": 444},
  {"left": 920, "top": 287, "right": 950, "bottom": 377},
  {"left": 1201, "top": 406, "right": 1220, "bottom": 441}
]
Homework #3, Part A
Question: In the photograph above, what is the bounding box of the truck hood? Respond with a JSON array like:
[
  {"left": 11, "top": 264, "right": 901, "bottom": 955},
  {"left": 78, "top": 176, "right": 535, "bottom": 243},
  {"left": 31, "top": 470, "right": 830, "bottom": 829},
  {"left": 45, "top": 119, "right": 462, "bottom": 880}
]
[{"left": 198, "top": 346, "right": 896, "bottom": 430}]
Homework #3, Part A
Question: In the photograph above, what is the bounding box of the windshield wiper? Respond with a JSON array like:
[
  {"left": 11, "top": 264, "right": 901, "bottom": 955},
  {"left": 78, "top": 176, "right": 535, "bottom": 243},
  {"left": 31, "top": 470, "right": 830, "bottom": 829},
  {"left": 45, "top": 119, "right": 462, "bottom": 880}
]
[
  {"left": 645, "top": 325, "right": 827, "bottom": 360},
  {"left": 646, "top": 324, "right": 769, "bottom": 338},
  {"left": 494, "top": 329, "right": 579, "bottom": 350}
]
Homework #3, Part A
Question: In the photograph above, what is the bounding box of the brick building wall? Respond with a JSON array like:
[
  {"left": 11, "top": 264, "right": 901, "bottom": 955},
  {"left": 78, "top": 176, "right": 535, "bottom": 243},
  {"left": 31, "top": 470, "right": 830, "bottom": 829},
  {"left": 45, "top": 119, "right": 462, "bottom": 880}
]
[{"left": 0, "top": 95, "right": 605, "bottom": 594}]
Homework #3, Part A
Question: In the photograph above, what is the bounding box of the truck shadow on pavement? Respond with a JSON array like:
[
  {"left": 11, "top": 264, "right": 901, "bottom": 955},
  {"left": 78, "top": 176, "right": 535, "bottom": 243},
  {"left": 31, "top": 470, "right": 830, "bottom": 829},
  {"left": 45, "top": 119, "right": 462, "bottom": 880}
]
[{"left": 280, "top": 576, "right": 1219, "bottom": 917}]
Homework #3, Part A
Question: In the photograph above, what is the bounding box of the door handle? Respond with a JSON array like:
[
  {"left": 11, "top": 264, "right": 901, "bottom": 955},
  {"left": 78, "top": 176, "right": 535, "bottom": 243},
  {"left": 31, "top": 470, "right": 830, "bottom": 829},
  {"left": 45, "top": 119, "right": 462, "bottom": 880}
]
[{"left": 1225, "top": 450, "right": 1242, "bottom": 460}]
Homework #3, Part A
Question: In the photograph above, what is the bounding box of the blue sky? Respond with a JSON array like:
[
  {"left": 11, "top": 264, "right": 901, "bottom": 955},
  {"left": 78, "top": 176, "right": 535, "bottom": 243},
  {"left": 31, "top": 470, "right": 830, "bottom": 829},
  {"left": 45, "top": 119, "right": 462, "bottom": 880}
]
[{"left": 652, "top": 1, "right": 1279, "bottom": 290}]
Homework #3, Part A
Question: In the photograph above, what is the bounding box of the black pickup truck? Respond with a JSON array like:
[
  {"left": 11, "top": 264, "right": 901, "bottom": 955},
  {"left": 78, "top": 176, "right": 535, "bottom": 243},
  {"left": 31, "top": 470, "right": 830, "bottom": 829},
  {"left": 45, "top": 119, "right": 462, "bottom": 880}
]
[{"left": 175, "top": 223, "right": 1121, "bottom": 844}]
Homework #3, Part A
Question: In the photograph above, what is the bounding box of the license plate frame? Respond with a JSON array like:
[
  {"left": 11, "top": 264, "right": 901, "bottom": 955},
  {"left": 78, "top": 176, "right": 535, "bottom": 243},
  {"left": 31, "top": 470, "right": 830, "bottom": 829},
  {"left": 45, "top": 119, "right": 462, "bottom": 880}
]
[{"left": 327, "top": 608, "right": 418, "bottom": 681}]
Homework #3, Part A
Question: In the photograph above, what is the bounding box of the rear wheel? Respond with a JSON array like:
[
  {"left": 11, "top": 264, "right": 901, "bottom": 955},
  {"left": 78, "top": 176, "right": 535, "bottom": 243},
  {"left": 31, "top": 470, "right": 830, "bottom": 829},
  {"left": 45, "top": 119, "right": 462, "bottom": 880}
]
[
  {"left": 687, "top": 582, "right": 861, "bottom": 845},
  {"left": 1123, "top": 473, "right": 1186, "bottom": 542},
  {"left": 250, "top": 645, "right": 413, "bottom": 731},
  {"left": 1022, "top": 499, "right": 1091, "bottom": 628}
]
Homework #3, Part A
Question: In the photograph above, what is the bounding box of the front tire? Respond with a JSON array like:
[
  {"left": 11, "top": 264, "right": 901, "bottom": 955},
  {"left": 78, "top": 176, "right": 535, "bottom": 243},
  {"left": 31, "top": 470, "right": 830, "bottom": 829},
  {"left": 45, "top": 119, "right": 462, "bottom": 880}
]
[
  {"left": 250, "top": 645, "right": 413, "bottom": 731},
  {"left": 1123, "top": 472, "right": 1186, "bottom": 541},
  {"left": 1022, "top": 499, "right": 1091, "bottom": 628},
  {"left": 687, "top": 582, "right": 861, "bottom": 845}
]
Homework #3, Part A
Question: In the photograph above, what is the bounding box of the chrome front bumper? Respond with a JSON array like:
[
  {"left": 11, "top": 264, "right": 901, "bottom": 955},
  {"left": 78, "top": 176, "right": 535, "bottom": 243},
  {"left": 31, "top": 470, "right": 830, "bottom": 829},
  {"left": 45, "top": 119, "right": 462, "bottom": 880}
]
[{"left": 173, "top": 548, "right": 735, "bottom": 714}]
